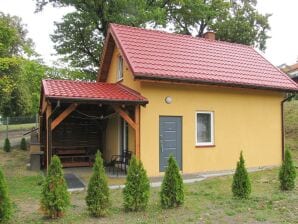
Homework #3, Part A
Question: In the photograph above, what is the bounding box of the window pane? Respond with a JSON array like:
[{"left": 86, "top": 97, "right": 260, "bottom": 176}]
[
  {"left": 117, "top": 56, "right": 123, "bottom": 80},
  {"left": 197, "top": 113, "right": 211, "bottom": 143}
]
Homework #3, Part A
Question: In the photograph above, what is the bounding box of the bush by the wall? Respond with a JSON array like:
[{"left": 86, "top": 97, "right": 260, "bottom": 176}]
[
  {"left": 123, "top": 156, "right": 150, "bottom": 211},
  {"left": 0, "top": 167, "right": 12, "bottom": 223},
  {"left": 279, "top": 147, "right": 296, "bottom": 191},
  {"left": 86, "top": 151, "right": 110, "bottom": 217},
  {"left": 160, "top": 155, "right": 184, "bottom": 208},
  {"left": 232, "top": 151, "right": 251, "bottom": 199},
  {"left": 41, "top": 155, "right": 70, "bottom": 218},
  {"left": 20, "top": 138, "right": 27, "bottom": 150},
  {"left": 3, "top": 138, "right": 11, "bottom": 152}
]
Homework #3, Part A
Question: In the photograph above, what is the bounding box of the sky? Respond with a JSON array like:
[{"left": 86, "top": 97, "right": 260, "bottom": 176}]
[{"left": 0, "top": 0, "right": 297, "bottom": 66}]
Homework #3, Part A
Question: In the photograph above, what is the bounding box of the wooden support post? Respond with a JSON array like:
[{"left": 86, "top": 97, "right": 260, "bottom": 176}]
[
  {"left": 135, "top": 105, "right": 140, "bottom": 160},
  {"left": 46, "top": 103, "right": 52, "bottom": 170},
  {"left": 112, "top": 105, "right": 136, "bottom": 130},
  {"left": 41, "top": 95, "right": 47, "bottom": 114},
  {"left": 51, "top": 103, "right": 78, "bottom": 130}
]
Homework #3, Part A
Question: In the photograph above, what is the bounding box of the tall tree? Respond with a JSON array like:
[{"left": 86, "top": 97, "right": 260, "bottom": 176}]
[
  {"left": 35, "top": 0, "right": 270, "bottom": 76},
  {"left": 213, "top": 0, "right": 270, "bottom": 50},
  {"left": 0, "top": 12, "right": 45, "bottom": 116},
  {"left": 35, "top": 0, "right": 166, "bottom": 78}
]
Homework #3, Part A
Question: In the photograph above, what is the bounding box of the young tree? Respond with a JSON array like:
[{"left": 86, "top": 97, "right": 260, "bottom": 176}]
[
  {"left": 160, "top": 155, "right": 184, "bottom": 208},
  {"left": 123, "top": 156, "right": 150, "bottom": 211},
  {"left": 20, "top": 137, "right": 27, "bottom": 150},
  {"left": 0, "top": 167, "right": 12, "bottom": 222},
  {"left": 41, "top": 155, "right": 70, "bottom": 218},
  {"left": 3, "top": 138, "right": 11, "bottom": 152},
  {"left": 86, "top": 151, "right": 110, "bottom": 217},
  {"left": 279, "top": 147, "right": 296, "bottom": 191},
  {"left": 232, "top": 151, "right": 251, "bottom": 199}
]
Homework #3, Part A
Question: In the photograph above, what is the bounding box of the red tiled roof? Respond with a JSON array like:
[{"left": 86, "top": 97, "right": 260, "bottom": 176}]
[
  {"left": 106, "top": 23, "right": 298, "bottom": 92},
  {"left": 42, "top": 79, "right": 148, "bottom": 104}
]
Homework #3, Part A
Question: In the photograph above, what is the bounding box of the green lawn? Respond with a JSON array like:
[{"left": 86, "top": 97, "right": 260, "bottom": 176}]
[
  {"left": 0, "top": 123, "right": 36, "bottom": 132},
  {"left": 0, "top": 100, "right": 297, "bottom": 223}
]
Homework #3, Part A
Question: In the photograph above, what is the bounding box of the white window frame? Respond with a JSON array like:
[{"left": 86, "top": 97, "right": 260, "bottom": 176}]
[
  {"left": 117, "top": 55, "right": 123, "bottom": 81},
  {"left": 195, "top": 111, "right": 214, "bottom": 146}
]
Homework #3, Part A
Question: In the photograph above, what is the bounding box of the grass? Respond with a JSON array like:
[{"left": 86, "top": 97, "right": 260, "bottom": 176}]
[
  {"left": 0, "top": 100, "right": 297, "bottom": 223},
  {"left": 0, "top": 123, "right": 36, "bottom": 132}
]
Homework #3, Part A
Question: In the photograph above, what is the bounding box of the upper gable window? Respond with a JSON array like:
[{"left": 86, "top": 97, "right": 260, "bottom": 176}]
[{"left": 117, "top": 55, "right": 123, "bottom": 81}]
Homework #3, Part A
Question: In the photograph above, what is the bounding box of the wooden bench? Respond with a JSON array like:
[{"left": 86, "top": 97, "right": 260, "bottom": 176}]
[{"left": 54, "top": 147, "right": 92, "bottom": 168}]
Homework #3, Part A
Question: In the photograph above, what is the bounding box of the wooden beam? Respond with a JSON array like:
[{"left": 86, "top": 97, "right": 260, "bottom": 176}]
[
  {"left": 135, "top": 105, "right": 140, "bottom": 160},
  {"left": 46, "top": 103, "right": 52, "bottom": 170},
  {"left": 112, "top": 105, "right": 136, "bottom": 130},
  {"left": 51, "top": 103, "right": 78, "bottom": 130},
  {"left": 41, "top": 95, "right": 47, "bottom": 114}
]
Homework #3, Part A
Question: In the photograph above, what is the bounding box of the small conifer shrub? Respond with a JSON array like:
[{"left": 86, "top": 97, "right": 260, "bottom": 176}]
[
  {"left": 3, "top": 138, "right": 11, "bottom": 152},
  {"left": 86, "top": 151, "right": 110, "bottom": 217},
  {"left": 279, "top": 147, "right": 296, "bottom": 191},
  {"left": 232, "top": 151, "right": 251, "bottom": 199},
  {"left": 160, "top": 155, "right": 184, "bottom": 208},
  {"left": 20, "top": 138, "right": 27, "bottom": 150},
  {"left": 41, "top": 155, "right": 70, "bottom": 218},
  {"left": 0, "top": 167, "right": 12, "bottom": 223},
  {"left": 123, "top": 156, "right": 150, "bottom": 211}
]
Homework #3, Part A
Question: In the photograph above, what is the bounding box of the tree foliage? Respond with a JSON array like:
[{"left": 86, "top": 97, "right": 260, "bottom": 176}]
[
  {"left": 0, "top": 167, "right": 12, "bottom": 223},
  {"left": 41, "top": 156, "right": 70, "bottom": 218},
  {"left": 160, "top": 155, "right": 184, "bottom": 208},
  {"left": 20, "top": 137, "right": 27, "bottom": 151},
  {"left": 232, "top": 151, "right": 251, "bottom": 199},
  {"left": 36, "top": 0, "right": 165, "bottom": 76},
  {"left": 279, "top": 147, "right": 296, "bottom": 191},
  {"left": 86, "top": 151, "right": 110, "bottom": 217},
  {"left": 0, "top": 12, "right": 45, "bottom": 116},
  {"left": 35, "top": 0, "right": 270, "bottom": 76},
  {"left": 123, "top": 156, "right": 150, "bottom": 212}
]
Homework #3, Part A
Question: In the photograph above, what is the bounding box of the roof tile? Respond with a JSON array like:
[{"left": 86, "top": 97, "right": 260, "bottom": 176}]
[
  {"left": 42, "top": 79, "right": 148, "bottom": 103},
  {"left": 110, "top": 24, "right": 298, "bottom": 91}
]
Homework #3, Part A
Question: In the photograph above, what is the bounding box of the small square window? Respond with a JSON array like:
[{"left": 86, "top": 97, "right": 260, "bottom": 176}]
[
  {"left": 196, "top": 111, "right": 214, "bottom": 146},
  {"left": 117, "top": 56, "right": 123, "bottom": 81}
]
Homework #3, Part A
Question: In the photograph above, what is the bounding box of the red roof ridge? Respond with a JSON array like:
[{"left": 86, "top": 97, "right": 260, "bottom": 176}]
[{"left": 110, "top": 23, "right": 253, "bottom": 49}]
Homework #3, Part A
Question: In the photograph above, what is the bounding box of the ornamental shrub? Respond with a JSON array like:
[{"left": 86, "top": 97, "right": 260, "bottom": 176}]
[
  {"left": 41, "top": 155, "right": 70, "bottom": 218},
  {"left": 279, "top": 147, "right": 296, "bottom": 191},
  {"left": 232, "top": 151, "right": 251, "bottom": 199},
  {"left": 86, "top": 151, "right": 110, "bottom": 217},
  {"left": 0, "top": 167, "right": 12, "bottom": 223},
  {"left": 3, "top": 138, "right": 11, "bottom": 152},
  {"left": 160, "top": 155, "right": 184, "bottom": 208},
  {"left": 20, "top": 138, "right": 27, "bottom": 151},
  {"left": 123, "top": 156, "right": 150, "bottom": 211}
]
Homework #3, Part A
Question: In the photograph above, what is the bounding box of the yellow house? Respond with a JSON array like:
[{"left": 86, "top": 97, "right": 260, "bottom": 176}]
[{"left": 39, "top": 24, "right": 298, "bottom": 177}]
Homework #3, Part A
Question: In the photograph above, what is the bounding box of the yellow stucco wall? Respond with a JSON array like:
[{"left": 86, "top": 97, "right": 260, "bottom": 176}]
[
  {"left": 103, "top": 114, "right": 120, "bottom": 161},
  {"left": 139, "top": 82, "right": 283, "bottom": 176},
  {"left": 104, "top": 46, "right": 284, "bottom": 177}
]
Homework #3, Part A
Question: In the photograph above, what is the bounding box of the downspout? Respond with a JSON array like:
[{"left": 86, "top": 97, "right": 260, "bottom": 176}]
[
  {"left": 281, "top": 94, "right": 295, "bottom": 161},
  {"left": 46, "top": 100, "right": 61, "bottom": 169}
]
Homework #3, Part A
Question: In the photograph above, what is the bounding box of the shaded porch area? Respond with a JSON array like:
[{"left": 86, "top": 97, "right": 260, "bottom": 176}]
[{"left": 38, "top": 80, "right": 148, "bottom": 170}]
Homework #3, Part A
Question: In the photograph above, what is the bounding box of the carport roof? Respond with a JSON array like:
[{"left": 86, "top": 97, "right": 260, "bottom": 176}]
[{"left": 42, "top": 79, "right": 148, "bottom": 104}]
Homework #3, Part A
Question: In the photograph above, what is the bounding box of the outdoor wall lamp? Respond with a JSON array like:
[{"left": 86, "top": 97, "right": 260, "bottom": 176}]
[{"left": 165, "top": 96, "right": 173, "bottom": 104}]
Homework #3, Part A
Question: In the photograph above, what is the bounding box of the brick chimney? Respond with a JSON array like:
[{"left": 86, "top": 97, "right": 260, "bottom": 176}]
[{"left": 203, "top": 31, "right": 216, "bottom": 40}]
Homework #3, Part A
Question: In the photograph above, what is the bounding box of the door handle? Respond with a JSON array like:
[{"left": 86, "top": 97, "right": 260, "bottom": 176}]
[{"left": 160, "top": 135, "right": 163, "bottom": 153}]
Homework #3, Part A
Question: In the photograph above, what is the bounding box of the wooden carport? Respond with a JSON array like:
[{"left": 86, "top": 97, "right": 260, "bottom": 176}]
[{"left": 39, "top": 80, "right": 148, "bottom": 169}]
